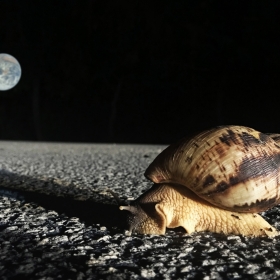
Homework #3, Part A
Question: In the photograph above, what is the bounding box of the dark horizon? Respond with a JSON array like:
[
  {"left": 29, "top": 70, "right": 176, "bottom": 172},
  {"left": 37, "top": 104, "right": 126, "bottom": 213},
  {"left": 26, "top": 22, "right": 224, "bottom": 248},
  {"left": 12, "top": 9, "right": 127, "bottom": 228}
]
[{"left": 1, "top": 1, "right": 279, "bottom": 144}]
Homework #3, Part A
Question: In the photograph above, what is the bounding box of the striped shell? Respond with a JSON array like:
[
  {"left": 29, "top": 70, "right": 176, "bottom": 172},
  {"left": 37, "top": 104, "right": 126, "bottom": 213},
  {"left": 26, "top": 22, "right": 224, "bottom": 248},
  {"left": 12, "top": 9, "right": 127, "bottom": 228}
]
[{"left": 145, "top": 126, "right": 280, "bottom": 213}]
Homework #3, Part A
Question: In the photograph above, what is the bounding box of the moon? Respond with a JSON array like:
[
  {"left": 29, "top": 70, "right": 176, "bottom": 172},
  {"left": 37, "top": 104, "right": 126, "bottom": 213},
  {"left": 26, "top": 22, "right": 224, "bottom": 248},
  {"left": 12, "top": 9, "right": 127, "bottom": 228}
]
[{"left": 0, "top": 53, "right": 21, "bottom": 91}]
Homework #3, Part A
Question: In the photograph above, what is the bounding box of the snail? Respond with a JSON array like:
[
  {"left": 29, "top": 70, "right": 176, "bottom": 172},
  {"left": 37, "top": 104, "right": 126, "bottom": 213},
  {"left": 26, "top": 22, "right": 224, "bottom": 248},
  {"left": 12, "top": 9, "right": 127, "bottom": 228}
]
[{"left": 119, "top": 125, "right": 280, "bottom": 237}]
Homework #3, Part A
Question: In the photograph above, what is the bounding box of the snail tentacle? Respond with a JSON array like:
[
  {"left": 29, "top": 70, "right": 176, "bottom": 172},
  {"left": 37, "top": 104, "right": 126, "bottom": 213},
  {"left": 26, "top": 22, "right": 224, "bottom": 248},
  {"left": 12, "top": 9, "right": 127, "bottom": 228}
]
[{"left": 121, "top": 125, "right": 280, "bottom": 237}]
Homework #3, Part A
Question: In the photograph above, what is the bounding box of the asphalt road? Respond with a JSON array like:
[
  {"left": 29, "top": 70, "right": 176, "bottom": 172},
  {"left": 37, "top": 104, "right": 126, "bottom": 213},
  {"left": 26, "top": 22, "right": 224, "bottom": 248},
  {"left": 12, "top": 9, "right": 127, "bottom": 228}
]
[{"left": 0, "top": 141, "right": 280, "bottom": 279}]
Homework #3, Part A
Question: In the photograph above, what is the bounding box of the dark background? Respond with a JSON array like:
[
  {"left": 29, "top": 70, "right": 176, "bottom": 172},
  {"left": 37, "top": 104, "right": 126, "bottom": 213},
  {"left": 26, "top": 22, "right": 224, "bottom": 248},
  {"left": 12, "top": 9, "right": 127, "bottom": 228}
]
[{"left": 1, "top": 1, "right": 280, "bottom": 144}]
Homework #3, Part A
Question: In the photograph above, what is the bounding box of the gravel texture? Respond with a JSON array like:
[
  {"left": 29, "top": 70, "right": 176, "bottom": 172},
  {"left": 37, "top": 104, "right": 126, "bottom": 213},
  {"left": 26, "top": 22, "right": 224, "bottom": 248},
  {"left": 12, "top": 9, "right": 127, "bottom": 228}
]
[{"left": 0, "top": 141, "right": 280, "bottom": 279}]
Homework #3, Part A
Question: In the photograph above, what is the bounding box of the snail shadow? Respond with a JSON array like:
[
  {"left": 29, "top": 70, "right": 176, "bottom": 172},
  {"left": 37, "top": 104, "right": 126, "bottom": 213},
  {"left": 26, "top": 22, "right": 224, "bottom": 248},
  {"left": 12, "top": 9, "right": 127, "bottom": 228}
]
[{"left": 0, "top": 169, "right": 128, "bottom": 231}]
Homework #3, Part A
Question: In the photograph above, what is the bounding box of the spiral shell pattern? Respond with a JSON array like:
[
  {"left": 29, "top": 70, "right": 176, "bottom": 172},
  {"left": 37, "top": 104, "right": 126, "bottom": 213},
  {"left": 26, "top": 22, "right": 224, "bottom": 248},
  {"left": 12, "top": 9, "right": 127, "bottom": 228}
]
[{"left": 145, "top": 126, "right": 280, "bottom": 212}]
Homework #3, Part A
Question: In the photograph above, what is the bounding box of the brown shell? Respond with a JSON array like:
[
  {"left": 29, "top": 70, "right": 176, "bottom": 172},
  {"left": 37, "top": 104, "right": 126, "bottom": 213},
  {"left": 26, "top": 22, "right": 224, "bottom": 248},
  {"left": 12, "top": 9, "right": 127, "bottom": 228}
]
[{"left": 145, "top": 126, "right": 280, "bottom": 213}]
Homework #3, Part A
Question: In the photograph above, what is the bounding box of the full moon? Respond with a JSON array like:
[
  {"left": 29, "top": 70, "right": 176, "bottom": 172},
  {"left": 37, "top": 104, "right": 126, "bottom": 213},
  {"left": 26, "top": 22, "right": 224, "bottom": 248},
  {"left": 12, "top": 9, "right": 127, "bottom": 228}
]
[{"left": 0, "top": 53, "right": 21, "bottom": 90}]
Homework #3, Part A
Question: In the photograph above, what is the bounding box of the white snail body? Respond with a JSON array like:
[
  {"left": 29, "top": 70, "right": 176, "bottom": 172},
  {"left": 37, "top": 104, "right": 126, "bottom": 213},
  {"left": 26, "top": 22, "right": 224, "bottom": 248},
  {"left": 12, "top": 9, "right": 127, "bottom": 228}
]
[{"left": 120, "top": 126, "right": 280, "bottom": 237}]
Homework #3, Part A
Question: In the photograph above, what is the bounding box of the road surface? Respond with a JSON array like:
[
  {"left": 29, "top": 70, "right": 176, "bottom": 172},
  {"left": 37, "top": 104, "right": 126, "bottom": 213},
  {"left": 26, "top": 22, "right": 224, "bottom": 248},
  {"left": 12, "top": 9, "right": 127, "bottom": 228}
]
[{"left": 0, "top": 141, "right": 279, "bottom": 279}]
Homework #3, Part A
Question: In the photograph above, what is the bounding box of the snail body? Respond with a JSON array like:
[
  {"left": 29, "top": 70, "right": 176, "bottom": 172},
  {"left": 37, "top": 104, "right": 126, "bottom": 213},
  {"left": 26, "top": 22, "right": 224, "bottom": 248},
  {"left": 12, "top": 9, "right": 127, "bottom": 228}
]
[{"left": 120, "top": 126, "right": 280, "bottom": 237}]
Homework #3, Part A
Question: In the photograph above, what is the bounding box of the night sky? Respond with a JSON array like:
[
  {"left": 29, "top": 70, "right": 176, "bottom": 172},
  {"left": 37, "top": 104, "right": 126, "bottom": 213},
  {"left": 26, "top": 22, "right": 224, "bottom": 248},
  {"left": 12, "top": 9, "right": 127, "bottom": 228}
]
[{"left": 1, "top": 1, "right": 280, "bottom": 144}]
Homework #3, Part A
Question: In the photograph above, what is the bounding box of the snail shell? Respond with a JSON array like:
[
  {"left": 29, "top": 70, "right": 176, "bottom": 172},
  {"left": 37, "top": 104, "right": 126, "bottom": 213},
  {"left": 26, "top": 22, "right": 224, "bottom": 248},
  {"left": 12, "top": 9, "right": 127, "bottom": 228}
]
[
  {"left": 145, "top": 125, "right": 280, "bottom": 213},
  {"left": 120, "top": 126, "right": 280, "bottom": 237}
]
